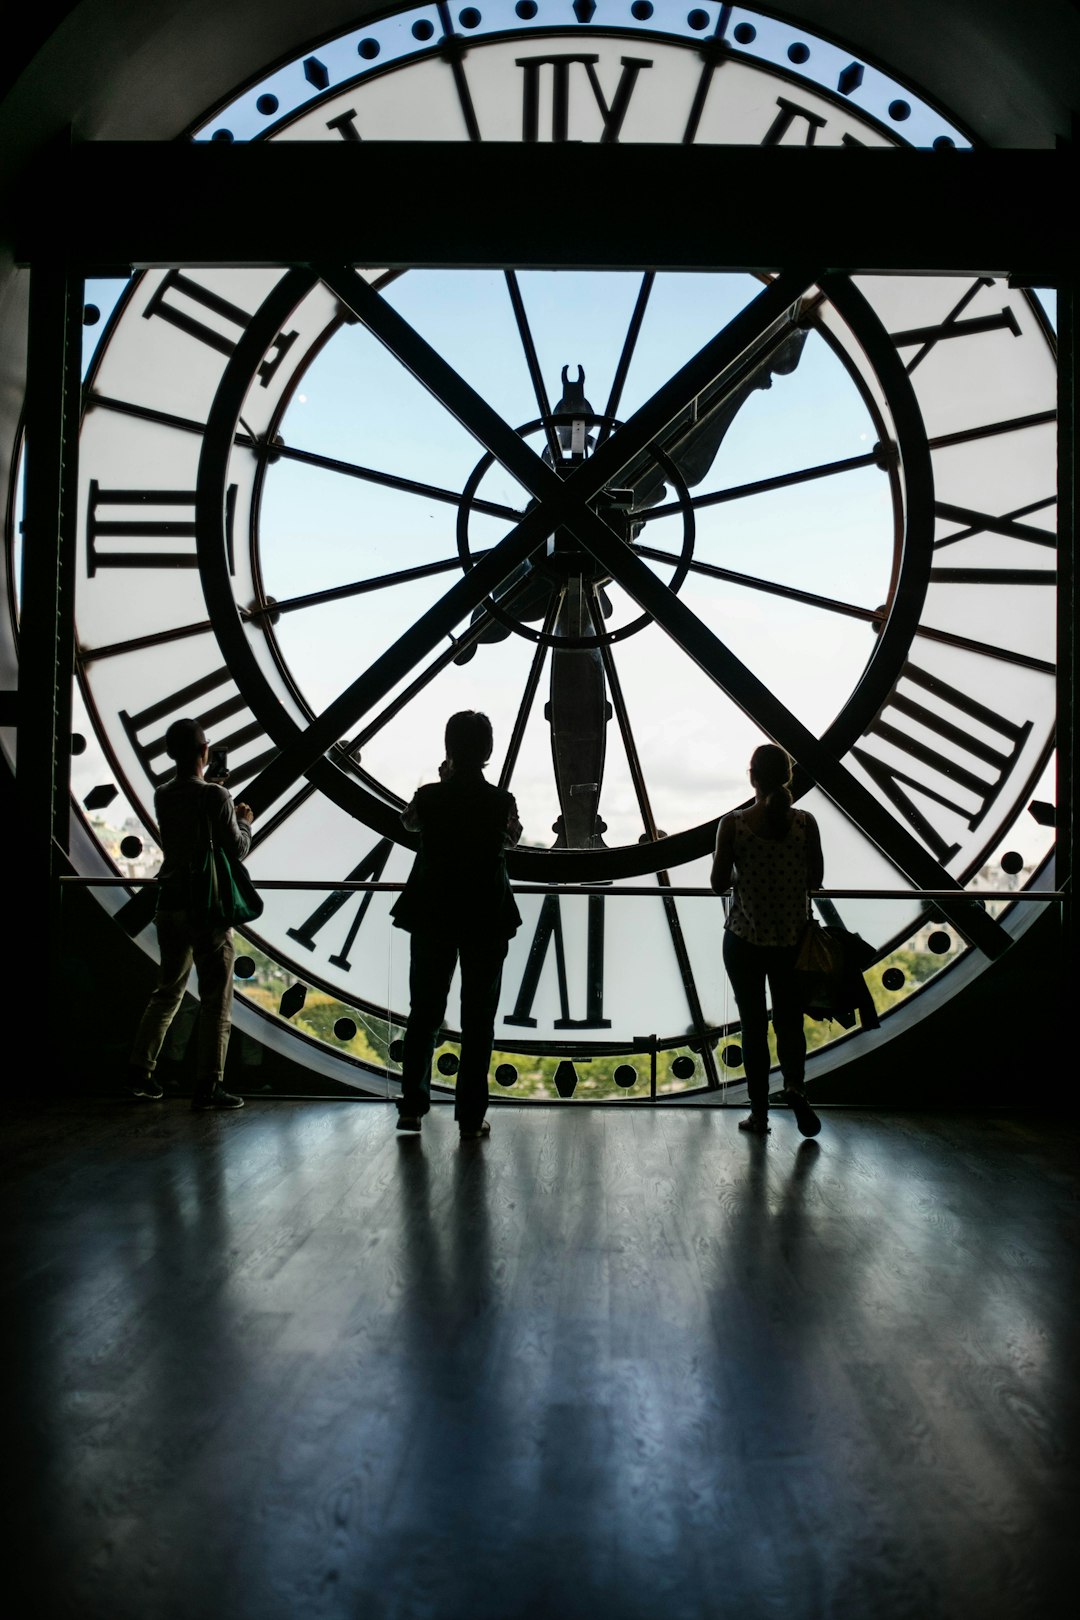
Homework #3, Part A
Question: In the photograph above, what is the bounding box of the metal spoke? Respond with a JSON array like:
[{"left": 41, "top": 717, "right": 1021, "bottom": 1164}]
[
  {"left": 78, "top": 618, "right": 214, "bottom": 664},
  {"left": 261, "top": 441, "right": 522, "bottom": 523},
  {"left": 498, "top": 592, "right": 562, "bottom": 792},
  {"left": 245, "top": 551, "right": 491, "bottom": 622},
  {"left": 636, "top": 448, "right": 883, "bottom": 522},
  {"left": 633, "top": 542, "right": 880, "bottom": 622},
  {"left": 504, "top": 271, "right": 561, "bottom": 464},
  {"left": 89, "top": 389, "right": 523, "bottom": 521},
  {"left": 634, "top": 543, "right": 1056, "bottom": 674},
  {"left": 596, "top": 271, "right": 654, "bottom": 447}
]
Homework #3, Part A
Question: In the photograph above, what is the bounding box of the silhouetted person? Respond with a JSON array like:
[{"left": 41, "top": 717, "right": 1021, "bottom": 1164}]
[
  {"left": 128, "top": 718, "right": 254, "bottom": 1110},
  {"left": 712, "top": 743, "right": 823, "bottom": 1137},
  {"left": 391, "top": 711, "right": 521, "bottom": 1139}
]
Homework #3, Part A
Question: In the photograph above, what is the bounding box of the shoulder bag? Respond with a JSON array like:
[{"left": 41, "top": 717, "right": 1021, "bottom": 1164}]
[{"left": 189, "top": 795, "right": 263, "bottom": 929}]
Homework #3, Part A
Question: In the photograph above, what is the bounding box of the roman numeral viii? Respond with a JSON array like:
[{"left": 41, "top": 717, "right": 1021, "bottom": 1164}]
[
  {"left": 504, "top": 893, "right": 610, "bottom": 1029},
  {"left": 86, "top": 481, "right": 236, "bottom": 575},
  {"left": 851, "top": 662, "right": 1033, "bottom": 864}
]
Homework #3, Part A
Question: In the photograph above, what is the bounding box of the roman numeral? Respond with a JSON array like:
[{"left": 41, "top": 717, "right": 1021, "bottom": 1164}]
[
  {"left": 517, "top": 54, "right": 652, "bottom": 143},
  {"left": 142, "top": 270, "right": 298, "bottom": 387},
  {"left": 851, "top": 662, "right": 1033, "bottom": 864},
  {"left": 890, "top": 278, "right": 1021, "bottom": 374},
  {"left": 120, "top": 666, "right": 277, "bottom": 790},
  {"left": 761, "top": 96, "right": 828, "bottom": 146},
  {"left": 86, "top": 481, "right": 236, "bottom": 575},
  {"left": 504, "top": 893, "right": 610, "bottom": 1029},
  {"left": 933, "top": 498, "right": 1056, "bottom": 550},
  {"left": 326, "top": 108, "right": 361, "bottom": 141},
  {"left": 286, "top": 837, "right": 393, "bottom": 971}
]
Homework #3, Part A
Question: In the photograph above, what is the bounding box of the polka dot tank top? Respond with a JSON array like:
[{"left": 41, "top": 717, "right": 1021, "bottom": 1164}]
[{"left": 725, "top": 809, "right": 813, "bottom": 948}]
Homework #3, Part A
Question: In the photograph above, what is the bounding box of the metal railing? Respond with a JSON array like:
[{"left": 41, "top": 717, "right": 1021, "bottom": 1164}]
[{"left": 58, "top": 877, "right": 1063, "bottom": 899}]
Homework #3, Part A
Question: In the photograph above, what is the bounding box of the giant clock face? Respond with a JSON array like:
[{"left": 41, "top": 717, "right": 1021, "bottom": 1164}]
[{"left": 50, "top": 3, "right": 1057, "bottom": 1098}]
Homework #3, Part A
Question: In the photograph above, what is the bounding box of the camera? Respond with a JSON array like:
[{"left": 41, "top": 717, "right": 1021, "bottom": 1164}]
[{"left": 206, "top": 747, "right": 229, "bottom": 783}]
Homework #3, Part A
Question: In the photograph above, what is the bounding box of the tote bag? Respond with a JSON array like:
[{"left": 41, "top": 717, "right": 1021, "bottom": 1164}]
[{"left": 189, "top": 801, "right": 263, "bottom": 929}]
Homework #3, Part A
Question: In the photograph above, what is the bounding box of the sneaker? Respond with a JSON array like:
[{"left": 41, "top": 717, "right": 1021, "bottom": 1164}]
[
  {"left": 396, "top": 1114, "right": 422, "bottom": 1132},
  {"left": 458, "top": 1120, "right": 491, "bottom": 1140},
  {"left": 191, "top": 1085, "right": 244, "bottom": 1112},
  {"left": 782, "top": 1088, "right": 821, "bottom": 1137},
  {"left": 737, "top": 1114, "right": 770, "bottom": 1135},
  {"left": 130, "top": 1068, "right": 163, "bottom": 1100}
]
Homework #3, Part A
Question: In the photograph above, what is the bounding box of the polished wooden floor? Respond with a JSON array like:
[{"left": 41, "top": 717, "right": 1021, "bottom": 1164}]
[{"left": 3, "top": 1100, "right": 1078, "bottom": 1620}]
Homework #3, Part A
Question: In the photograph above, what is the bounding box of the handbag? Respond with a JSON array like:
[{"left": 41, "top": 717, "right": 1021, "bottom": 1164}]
[
  {"left": 189, "top": 797, "right": 263, "bottom": 929},
  {"left": 795, "top": 910, "right": 879, "bottom": 1029}
]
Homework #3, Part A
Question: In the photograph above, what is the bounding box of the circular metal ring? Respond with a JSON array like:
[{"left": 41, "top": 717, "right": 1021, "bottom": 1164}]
[{"left": 455, "top": 415, "right": 696, "bottom": 649}]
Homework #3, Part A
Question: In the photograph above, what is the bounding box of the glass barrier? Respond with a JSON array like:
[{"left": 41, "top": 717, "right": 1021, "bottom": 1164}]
[{"left": 60, "top": 866, "right": 1061, "bottom": 1103}]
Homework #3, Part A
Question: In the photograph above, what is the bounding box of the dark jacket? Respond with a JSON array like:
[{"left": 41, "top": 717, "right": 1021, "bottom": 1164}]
[{"left": 390, "top": 771, "right": 521, "bottom": 940}]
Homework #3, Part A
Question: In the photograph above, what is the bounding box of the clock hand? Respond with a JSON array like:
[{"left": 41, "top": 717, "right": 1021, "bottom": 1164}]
[
  {"left": 234, "top": 267, "right": 821, "bottom": 814},
  {"left": 548, "top": 578, "right": 610, "bottom": 849},
  {"left": 626, "top": 323, "right": 810, "bottom": 512}
]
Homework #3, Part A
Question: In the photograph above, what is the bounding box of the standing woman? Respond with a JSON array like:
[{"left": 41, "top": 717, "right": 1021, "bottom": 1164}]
[
  {"left": 128, "top": 717, "right": 254, "bottom": 1109},
  {"left": 712, "top": 744, "right": 824, "bottom": 1137}
]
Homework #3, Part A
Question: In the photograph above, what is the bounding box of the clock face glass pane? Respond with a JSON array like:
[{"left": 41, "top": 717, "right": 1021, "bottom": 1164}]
[{"left": 13, "top": 1, "right": 1056, "bottom": 1097}]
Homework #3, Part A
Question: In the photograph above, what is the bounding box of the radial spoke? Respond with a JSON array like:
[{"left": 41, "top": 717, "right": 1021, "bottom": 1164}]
[
  {"left": 88, "top": 391, "right": 524, "bottom": 521},
  {"left": 596, "top": 271, "right": 654, "bottom": 447},
  {"left": 504, "top": 271, "right": 561, "bottom": 464},
  {"left": 498, "top": 592, "right": 562, "bottom": 792},
  {"left": 633, "top": 543, "right": 880, "bottom": 623},
  {"left": 636, "top": 448, "right": 883, "bottom": 522},
  {"left": 635, "top": 544, "right": 1055, "bottom": 673},
  {"left": 265, "top": 441, "right": 523, "bottom": 523},
  {"left": 78, "top": 618, "right": 214, "bottom": 664},
  {"left": 245, "top": 551, "right": 492, "bottom": 622}
]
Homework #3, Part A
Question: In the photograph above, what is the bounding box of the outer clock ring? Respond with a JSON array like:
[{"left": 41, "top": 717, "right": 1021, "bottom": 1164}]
[{"left": 194, "top": 266, "right": 933, "bottom": 883}]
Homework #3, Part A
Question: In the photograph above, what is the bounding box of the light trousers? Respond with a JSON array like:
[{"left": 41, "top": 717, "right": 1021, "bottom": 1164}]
[{"left": 130, "top": 909, "right": 235, "bottom": 1088}]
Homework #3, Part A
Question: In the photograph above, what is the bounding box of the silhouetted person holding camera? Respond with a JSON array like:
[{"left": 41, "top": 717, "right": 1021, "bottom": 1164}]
[
  {"left": 128, "top": 718, "right": 254, "bottom": 1110},
  {"left": 391, "top": 711, "right": 521, "bottom": 1139},
  {"left": 712, "top": 743, "right": 823, "bottom": 1138}
]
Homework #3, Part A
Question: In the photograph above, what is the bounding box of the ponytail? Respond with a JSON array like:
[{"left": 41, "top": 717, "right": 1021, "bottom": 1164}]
[
  {"left": 764, "top": 783, "right": 792, "bottom": 834},
  {"left": 749, "top": 744, "right": 794, "bottom": 834}
]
